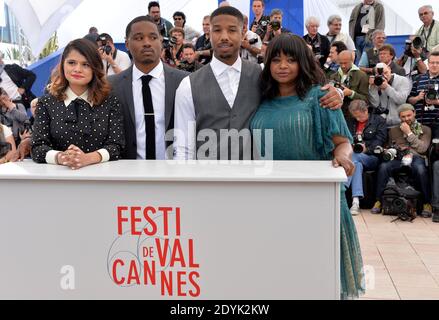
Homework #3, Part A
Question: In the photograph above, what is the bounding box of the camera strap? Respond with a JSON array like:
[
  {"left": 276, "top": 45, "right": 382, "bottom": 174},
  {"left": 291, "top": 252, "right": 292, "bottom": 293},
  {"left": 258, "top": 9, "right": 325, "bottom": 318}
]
[{"left": 421, "top": 20, "right": 435, "bottom": 50}]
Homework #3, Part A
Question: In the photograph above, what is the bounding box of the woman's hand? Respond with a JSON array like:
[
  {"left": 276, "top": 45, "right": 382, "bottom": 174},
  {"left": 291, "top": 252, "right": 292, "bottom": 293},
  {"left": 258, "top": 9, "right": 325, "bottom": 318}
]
[
  {"left": 17, "top": 138, "right": 31, "bottom": 161},
  {"left": 59, "top": 145, "right": 102, "bottom": 170},
  {"left": 333, "top": 155, "right": 355, "bottom": 177}
]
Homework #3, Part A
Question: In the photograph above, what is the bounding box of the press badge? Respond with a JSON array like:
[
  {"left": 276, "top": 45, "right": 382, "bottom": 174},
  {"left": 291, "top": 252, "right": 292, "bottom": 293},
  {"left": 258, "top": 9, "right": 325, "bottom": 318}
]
[{"left": 362, "top": 24, "right": 370, "bottom": 34}]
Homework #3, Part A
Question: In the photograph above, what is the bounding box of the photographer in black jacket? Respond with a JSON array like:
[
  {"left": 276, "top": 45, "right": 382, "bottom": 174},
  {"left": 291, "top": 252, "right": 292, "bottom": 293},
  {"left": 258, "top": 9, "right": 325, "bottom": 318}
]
[
  {"left": 346, "top": 100, "right": 388, "bottom": 215},
  {"left": 0, "top": 52, "right": 36, "bottom": 109}
]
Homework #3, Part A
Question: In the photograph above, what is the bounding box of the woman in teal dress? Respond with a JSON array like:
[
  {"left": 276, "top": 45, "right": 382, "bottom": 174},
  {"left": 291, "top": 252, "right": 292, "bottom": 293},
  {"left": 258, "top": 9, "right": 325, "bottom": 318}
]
[{"left": 250, "top": 34, "right": 365, "bottom": 299}]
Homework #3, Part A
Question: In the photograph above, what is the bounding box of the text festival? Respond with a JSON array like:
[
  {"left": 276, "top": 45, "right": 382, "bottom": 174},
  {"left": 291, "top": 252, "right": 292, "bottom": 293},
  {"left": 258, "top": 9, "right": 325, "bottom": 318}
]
[{"left": 112, "top": 206, "right": 201, "bottom": 297}]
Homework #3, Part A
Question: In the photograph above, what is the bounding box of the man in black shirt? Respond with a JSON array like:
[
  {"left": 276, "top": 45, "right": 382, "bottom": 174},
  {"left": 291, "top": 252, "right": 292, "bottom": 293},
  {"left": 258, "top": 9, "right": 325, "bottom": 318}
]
[
  {"left": 195, "top": 15, "right": 212, "bottom": 65},
  {"left": 349, "top": 0, "right": 386, "bottom": 64},
  {"left": 250, "top": 0, "right": 270, "bottom": 40},
  {"left": 408, "top": 52, "right": 439, "bottom": 131},
  {"left": 303, "top": 16, "right": 331, "bottom": 69}
]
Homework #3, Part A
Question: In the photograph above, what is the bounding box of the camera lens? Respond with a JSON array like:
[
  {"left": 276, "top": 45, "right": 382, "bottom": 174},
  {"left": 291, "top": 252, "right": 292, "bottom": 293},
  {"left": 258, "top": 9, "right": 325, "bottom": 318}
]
[{"left": 374, "top": 76, "right": 384, "bottom": 87}]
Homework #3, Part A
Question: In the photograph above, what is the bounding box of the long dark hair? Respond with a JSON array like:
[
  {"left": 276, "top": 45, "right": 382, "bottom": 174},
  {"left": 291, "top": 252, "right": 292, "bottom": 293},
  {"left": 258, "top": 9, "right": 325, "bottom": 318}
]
[
  {"left": 49, "top": 38, "right": 111, "bottom": 106},
  {"left": 261, "top": 33, "right": 326, "bottom": 101}
]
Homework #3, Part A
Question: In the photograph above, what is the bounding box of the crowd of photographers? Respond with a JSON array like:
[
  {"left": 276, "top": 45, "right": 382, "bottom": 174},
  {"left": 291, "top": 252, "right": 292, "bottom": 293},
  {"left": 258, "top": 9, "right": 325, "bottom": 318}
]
[{"left": 1, "top": 0, "right": 439, "bottom": 223}]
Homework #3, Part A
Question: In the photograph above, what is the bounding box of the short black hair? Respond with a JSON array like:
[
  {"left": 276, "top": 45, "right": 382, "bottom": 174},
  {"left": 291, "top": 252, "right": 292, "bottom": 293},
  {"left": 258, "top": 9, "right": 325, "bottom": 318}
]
[
  {"left": 183, "top": 43, "right": 195, "bottom": 51},
  {"left": 125, "top": 15, "right": 157, "bottom": 38},
  {"left": 331, "top": 41, "right": 348, "bottom": 54},
  {"left": 210, "top": 6, "right": 244, "bottom": 26},
  {"left": 379, "top": 44, "right": 396, "bottom": 58},
  {"left": 173, "top": 11, "right": 186, "bottom": 20},
  {"left": 148, "top": 1, "right": 160, "bottom": 12}
]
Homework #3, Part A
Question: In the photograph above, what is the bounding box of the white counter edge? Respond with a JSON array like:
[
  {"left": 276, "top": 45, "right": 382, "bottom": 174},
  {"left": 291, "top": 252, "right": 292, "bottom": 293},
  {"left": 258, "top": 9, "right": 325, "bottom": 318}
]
[{"left": 0, "top": 160, "right": 348, "bottom": 183}]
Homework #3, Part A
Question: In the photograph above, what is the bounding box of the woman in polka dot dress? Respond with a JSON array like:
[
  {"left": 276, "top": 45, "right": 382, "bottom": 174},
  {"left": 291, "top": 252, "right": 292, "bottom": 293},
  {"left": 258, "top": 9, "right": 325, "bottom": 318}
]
[{"left": 32, "top": 39, "right": 125, "bottom": 170}]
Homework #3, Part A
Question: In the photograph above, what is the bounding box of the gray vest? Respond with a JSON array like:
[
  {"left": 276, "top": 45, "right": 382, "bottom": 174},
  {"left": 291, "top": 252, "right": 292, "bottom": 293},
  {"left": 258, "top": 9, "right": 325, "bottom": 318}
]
[{"left": 190, "top": 60, "right": 261, "bottom": 160}]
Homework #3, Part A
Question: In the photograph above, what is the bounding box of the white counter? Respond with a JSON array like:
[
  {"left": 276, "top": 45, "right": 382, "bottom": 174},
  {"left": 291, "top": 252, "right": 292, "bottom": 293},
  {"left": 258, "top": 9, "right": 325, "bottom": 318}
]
[
  {"left": 0, "top": 161, "right": 345, "bottom": 300},
  {"left": 0, "top": 160, "right": 347, "bottom": 182}
]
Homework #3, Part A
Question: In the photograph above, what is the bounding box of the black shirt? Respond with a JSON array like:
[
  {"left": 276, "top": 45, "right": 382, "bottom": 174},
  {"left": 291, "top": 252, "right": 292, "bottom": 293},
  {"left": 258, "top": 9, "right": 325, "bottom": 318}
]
[
  {"left": 195, "top": 34, "right": 212, "bottom": 65},
  {"left": 250, "top": 15, "right": 271, "bottom": 39},
  {"left": 32, "top": 94, "right": 125, "bottom": 163},
  {"left": 354, "top": 5, "right": 370, "bottom": 38},
  {"left": 303, "top": 33, "right": 331, "bottom": 68}
]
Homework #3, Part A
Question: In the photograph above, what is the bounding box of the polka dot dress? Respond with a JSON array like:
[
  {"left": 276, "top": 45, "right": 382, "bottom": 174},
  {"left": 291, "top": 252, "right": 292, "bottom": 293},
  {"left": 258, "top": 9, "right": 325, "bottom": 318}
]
[{"left": 31, "top": 94, "right": 125, "bottom": 163}]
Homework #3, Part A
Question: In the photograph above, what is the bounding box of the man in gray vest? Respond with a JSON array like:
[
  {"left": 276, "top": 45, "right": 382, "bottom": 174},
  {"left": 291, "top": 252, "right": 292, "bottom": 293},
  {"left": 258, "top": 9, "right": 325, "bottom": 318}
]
[{"left": 174, "top": 6, "right": 343, "bottom": 160}]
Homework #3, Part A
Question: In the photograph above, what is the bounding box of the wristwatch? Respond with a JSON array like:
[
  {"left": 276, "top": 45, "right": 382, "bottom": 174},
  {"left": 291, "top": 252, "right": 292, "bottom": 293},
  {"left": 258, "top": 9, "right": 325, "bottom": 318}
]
[{"left": 415, "top": 57, "right": 422, "bottom": 62}]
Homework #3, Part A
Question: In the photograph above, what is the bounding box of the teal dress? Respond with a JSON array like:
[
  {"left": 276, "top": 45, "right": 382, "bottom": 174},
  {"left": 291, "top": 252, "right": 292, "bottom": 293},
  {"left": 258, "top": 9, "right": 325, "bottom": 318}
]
[{"left": 250, "top": 86, "right": 365, "bottom": 299}]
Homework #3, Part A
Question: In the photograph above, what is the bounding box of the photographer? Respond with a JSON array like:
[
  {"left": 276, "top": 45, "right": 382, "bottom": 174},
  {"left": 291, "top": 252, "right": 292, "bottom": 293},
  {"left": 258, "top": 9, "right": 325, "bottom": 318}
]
[
  {"left": 326, "top": 15, "right": 356, "bottom": 52},
  {"left": 369, "top": 63, "right": 411, "bottom": 128},
  {"left": 324, "top": 41, "right": 348, "bottom": 78},
  {"left": 147, "top": 1, "right": 174, "bottom": 38},
  {"left": 358, "top": 30, "right": 386, "bottom": 75},
  {"left": 303, "top": 16, "right": 331, "bottom": 68},
  {"left": 329, "top": 50, "right": 369, "bottom": 120},
  {"left": 378, "top": 44, "right": 405, "bottom": 76},
  {"left": 346, "top": 100, "right": 387, "bottom": 215},
  {"left": 97, "top": 33, "right": 131, "bottom": 76},
  {"left": 416, "top": 5, "right": 439, "bottom": 55},
  {"left": 408, "top": 52, "right": 439, "bottom": 129},
  {"left": 177, "top": 44, "right": 203, "bottom": 73},
  {"left": 250, "top": 0, "right": 270, "bottom": 40},
  {"left": 195, "top": 16, "right": 212, "bottom": 65},
  {"left": 261, "top": 9, "right": 290, "bottom": 45},
  {"left": 372, "top": 104, "right": 432, "bottom": 216},
  {"left": 397, "top": 35, "right": 428, "bottom": 79},
  {"left": 162, "top": 27, "right": 185, "bottom": 68},
  {"left": 241, "top": 15, "right": 262, "bottom": 64},
  {"left": 0, "top": 87, "right": 29, "bottom": 144},
  {"left": 0, "top": 52, "right": 36, "bottom": 110},
  {"left": 172, "top": 11, "right": 200, "bottom": 43}
]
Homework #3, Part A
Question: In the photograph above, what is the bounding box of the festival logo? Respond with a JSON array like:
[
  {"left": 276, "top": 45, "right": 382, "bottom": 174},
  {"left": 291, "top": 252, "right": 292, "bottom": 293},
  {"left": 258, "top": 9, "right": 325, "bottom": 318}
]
[{"left": 107, "top": 206, "right": 201, "bottom": 297}]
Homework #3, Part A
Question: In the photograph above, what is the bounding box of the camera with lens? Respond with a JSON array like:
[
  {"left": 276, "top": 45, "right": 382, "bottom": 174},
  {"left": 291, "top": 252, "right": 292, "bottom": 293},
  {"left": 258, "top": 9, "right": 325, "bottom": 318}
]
[
  {"left": 178, "top": 60, "right": 196, "bottom": 73},
  {"left": 374, "top": 63, "right": 386, "bottom": 87},
  {"left": 424, "top": 82, "right": 439, "bottom": 111},
  {"left": 404, "top": 36, "right": 423, "bottom": 58},
  {"left": 21, "top": 120, "right": 33, "bottom": 135},
  {"left": 426, "top": 83, "right": 439, "bottom": 101},
  {"left": 382, "top": 176, "right": 419, "bottom": 222},
  {"left": 374, "top": 144, "right": 409, "bottom": 162},
  {"left": 98, "top": 36, "right": 112, "bottom": 55},
  {"left": 269, "top": 21, "right": 281, "bottom": 32},
  {"left": 329, "top": 80, "right": 344, "bottom": 90},
  {"left": 255, "top": 20, "right": 268, "bottom": 37},
  {"left": 248, "top": 38, "right": 259, "bottom": 45},
  {"left": 162, "top": 36, "right": 177, "bottom": 50},
  {"left": 353, "top": 134, "right": 365, "bottom": 154}
]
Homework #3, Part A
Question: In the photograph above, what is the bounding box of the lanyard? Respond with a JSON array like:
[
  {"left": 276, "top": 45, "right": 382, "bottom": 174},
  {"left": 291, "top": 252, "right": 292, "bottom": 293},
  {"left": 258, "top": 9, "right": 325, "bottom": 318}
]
[{"left": 422, "top": 20, "right": 435, "bottom": 50}]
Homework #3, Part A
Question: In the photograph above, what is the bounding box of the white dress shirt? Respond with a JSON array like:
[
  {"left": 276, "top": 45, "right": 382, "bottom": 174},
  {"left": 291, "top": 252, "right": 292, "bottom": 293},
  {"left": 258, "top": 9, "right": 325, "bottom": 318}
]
[
  {"left": 0, "top": 69, "right": 21, "bottom": 100},
  {"left": 174, "top": 56, "right": 243, "bottom": 160},
  {"left": 1, "top": 124, "right": 12, "bottom": 138},
  {"left": 104, "top": 50, "right": 132, "bottom": 76},
  {"left": 132, "top": 61, "right": 167, "bottom": 160},
  {"left": 45, "top": 87, "right": 110, "bottom": 164}
]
